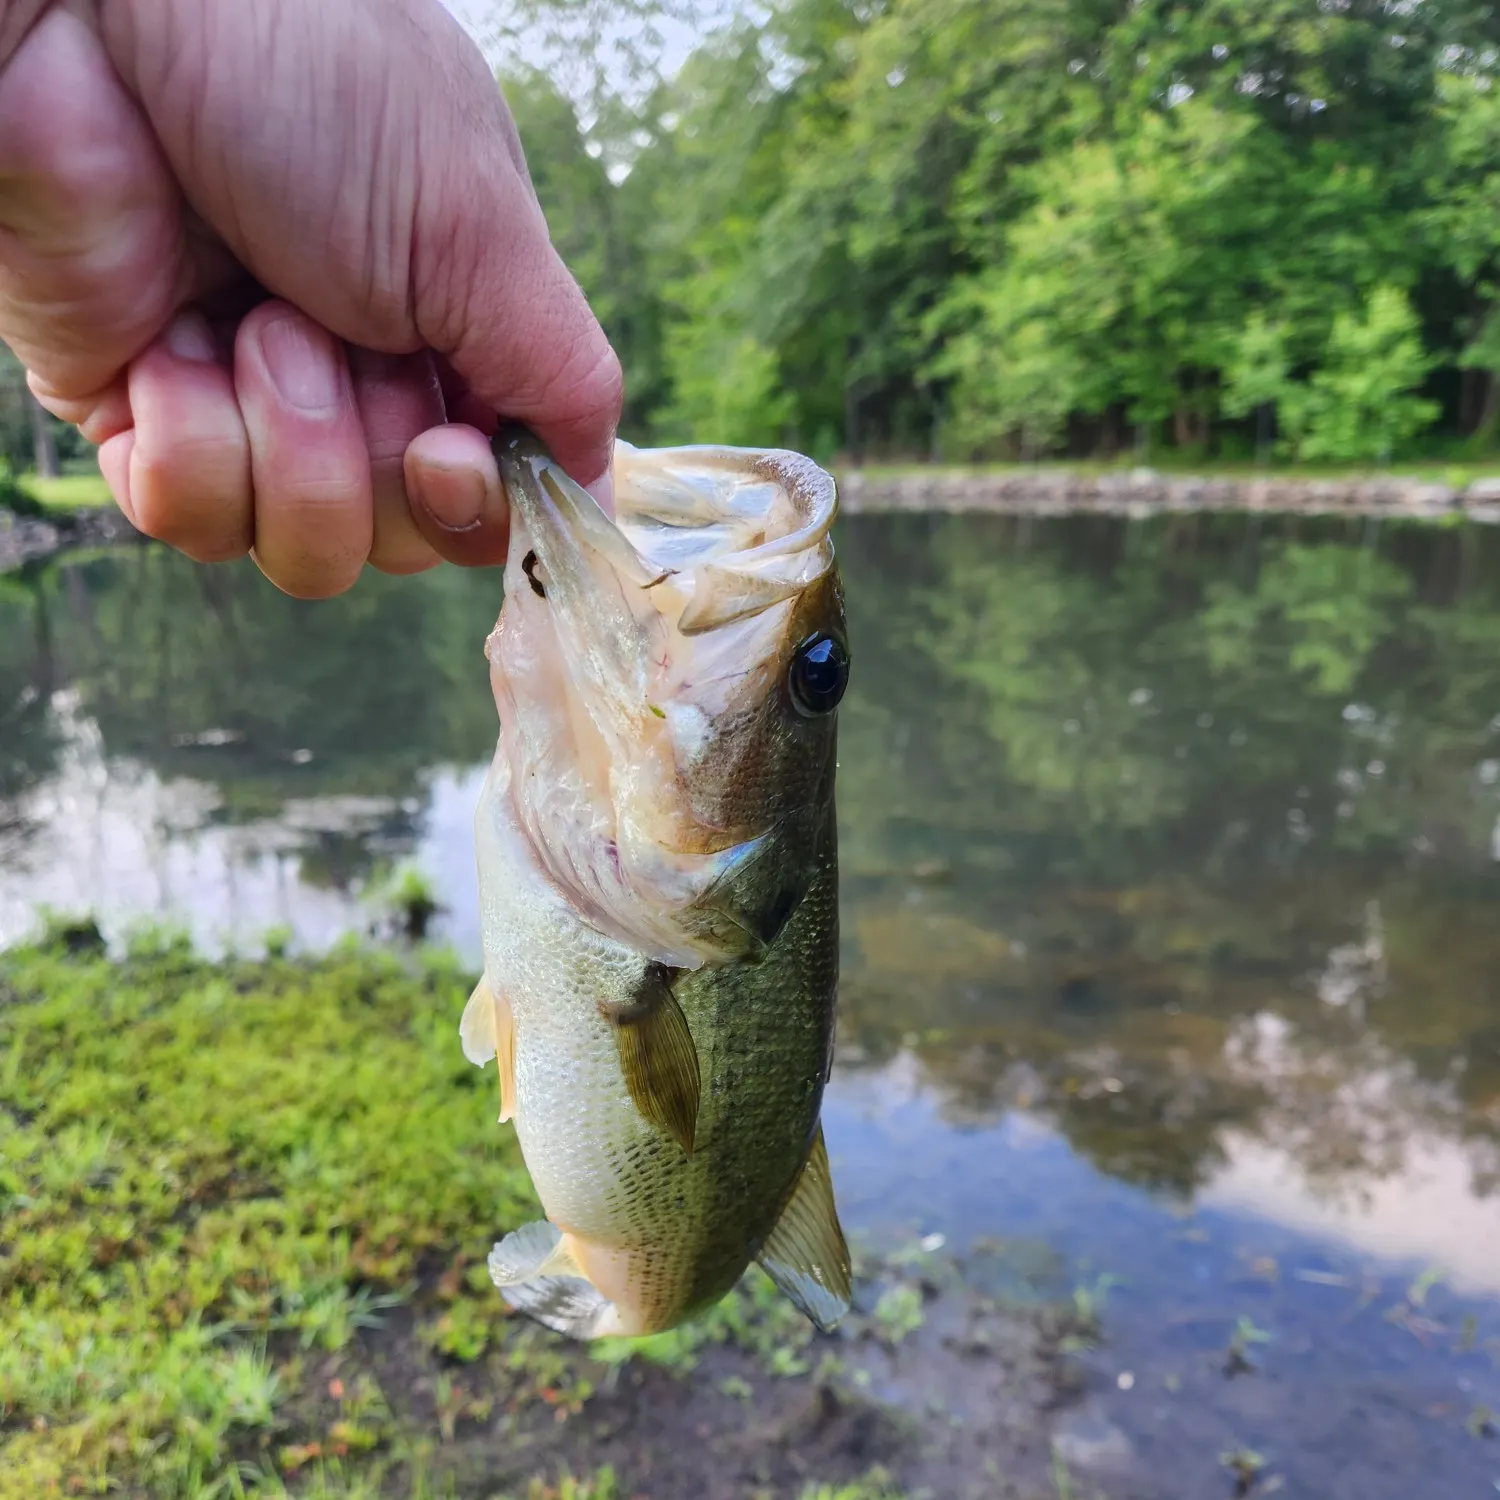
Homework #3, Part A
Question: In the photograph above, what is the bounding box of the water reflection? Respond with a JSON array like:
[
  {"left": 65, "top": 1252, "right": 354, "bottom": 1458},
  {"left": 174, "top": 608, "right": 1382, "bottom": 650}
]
[{"left": 2, "top": 518, "right": 1498, "bottom": 1483}]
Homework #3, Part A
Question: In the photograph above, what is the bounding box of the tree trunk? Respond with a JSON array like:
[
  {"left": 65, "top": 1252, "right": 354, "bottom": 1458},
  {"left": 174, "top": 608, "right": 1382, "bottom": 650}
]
[
  {"left": 1098, "top": 405, "right": 1121, "bottom": 459},
  {"left": 1255, "top": 402, "right": 1275, "bottom": 465},
  {"left": 1473, "top": 370, "right": 1500, "bottom": 446},
  {"left": 843, "top": 381, "right": 861, "bottom": 464},
  {"left": 1460, "top": 365, "right": 1480, "bottom": 432},
  {"left": 27, "top": 391, "right": 58, "bottom": 478}
]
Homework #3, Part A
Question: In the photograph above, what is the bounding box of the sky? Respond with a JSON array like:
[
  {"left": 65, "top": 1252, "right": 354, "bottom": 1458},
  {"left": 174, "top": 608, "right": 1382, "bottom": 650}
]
[{"left": 441, "top": 0, "right": 727, "bottom": 110}]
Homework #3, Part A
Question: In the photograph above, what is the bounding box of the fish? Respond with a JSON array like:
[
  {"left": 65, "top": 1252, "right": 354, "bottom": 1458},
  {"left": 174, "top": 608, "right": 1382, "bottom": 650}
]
[{"left": 460, "top": 423, "right": 852, "bottom": 1341}]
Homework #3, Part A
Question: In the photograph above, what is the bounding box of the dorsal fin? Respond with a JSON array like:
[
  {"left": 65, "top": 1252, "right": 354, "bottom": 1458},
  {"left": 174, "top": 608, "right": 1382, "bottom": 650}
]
[{"left": 757, "top": 1126, "right": 852, "bottom": 1332}]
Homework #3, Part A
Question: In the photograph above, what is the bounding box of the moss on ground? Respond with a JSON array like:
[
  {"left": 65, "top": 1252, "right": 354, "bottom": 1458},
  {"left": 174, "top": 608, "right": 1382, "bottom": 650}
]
[{"left": 0, "top": 929, "right": 535, "bottom": 1497}]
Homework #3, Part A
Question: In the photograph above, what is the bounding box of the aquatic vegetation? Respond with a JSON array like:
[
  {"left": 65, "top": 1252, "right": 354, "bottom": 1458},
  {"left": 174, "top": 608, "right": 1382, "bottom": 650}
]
[
  {"left": 871, "top": 1284, "right": 926, "bottom": 1347},
  {"left": 368, "top": 863, "right": 443, "bottom": 943},
  {"left": 1219, "top": 1446, "right": 1269, "bottom": 1497}
]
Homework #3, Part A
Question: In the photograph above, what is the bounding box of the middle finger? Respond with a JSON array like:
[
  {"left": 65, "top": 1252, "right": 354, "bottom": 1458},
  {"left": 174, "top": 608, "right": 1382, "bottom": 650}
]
[{"left": 235, "top": 300, "right": 372, "bottom": 599}]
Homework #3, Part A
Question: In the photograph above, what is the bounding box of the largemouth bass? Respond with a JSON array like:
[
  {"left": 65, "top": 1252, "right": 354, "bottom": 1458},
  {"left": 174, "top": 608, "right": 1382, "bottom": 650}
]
[{"left": 461, "top": 425, "right": 852, "bottom": 1341}]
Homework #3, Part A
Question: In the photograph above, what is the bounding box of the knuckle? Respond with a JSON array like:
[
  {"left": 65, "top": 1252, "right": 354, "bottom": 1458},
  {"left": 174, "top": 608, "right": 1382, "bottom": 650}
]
[
  {"left": 130, "top": 440, "right": 250, "bottom": 554},
  {"left": 526, "top": 324, "right": 623, "bottom": 439}
]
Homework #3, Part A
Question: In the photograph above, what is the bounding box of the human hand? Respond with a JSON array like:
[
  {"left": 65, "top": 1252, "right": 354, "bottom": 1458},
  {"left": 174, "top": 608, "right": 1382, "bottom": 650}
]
[{"left": 0, "top": 0, "right": 621, "bottom": 596}]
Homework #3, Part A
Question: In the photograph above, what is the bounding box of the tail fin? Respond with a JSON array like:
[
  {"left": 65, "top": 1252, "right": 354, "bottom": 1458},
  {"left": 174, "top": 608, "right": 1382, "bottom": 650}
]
[{"left": 488, "top": 1220, "right": 626, "bottom": 1340}]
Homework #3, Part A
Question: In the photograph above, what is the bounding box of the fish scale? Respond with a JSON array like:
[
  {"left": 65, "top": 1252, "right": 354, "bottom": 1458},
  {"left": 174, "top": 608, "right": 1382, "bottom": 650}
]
[{"left": 465, "top": 427, "right": 852, "bottom": 1339}]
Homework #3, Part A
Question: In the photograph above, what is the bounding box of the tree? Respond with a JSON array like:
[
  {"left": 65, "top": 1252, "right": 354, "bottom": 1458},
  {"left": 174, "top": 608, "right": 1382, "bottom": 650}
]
[
  {"left": 1221, "top": 314, "right": 1293, "bottom": 463},
  {"left": 1281, "top": 287, "right": 1440, "bottom": 463}
]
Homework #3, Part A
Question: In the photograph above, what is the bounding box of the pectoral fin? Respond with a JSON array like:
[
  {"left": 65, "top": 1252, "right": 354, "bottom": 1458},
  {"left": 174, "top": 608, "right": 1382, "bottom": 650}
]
[
  {"left": 600, "top": 963, "right": 700, "bottom": 1156},
  {"left": 460, "top": 977, "right": 518, "bottom": 1123},
  {"left": 488, "top": 1220, "right": 625, "bottom": 1340},
  {"left": 757, "top": 1126, "right": 852, "bottom": 1333}
]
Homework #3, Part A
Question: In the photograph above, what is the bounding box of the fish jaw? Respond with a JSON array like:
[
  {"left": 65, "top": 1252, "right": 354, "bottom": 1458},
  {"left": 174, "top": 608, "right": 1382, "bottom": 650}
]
[{"left": 488, "top": 426, "right": 845, "bottom": 969}]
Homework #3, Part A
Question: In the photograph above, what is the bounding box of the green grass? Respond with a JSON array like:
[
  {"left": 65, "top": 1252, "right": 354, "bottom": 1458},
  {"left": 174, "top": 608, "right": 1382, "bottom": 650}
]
[
  {"left": 18, "top": 470, "right": 113, "bottom": 511},
  {"left": 0, "top": 927, "right": 535, "bottom": 1498},
  {"left": 0, "top": 930, "right": 910, "bottom": 1498}
]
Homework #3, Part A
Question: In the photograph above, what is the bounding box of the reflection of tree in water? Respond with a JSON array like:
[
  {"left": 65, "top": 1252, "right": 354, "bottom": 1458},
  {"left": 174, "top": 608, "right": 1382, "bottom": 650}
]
[
  {"left": 3, "top": 516, "right": 1498, "bottom": 1197},
  {"left": 833, "top": 512, "right": 1500, "bottom": 1200},
  {"left": 0, "top": 570, "right": 61, "bottom": 833},
  {"left": 0, "top": 548, "right": 505, "bottom": 887}
]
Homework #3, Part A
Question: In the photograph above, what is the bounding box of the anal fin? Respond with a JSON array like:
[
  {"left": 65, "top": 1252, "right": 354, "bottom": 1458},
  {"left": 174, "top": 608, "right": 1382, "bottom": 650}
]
[
  {"left": 757, "top": 1125, "right": 852, "bottom": 1333},
  {"left": 488, "top": 1220, "right": 624, "bottom": 1341},
  {"left": 600, "top": 963, "right": 700, "bottom": 1155},
  {"left": 460, "top": 977, "right": 517, "bottom": 1123}
]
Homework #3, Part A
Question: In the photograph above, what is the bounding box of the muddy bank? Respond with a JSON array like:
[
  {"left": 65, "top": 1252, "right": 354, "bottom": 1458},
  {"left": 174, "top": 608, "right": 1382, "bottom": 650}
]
[
  {"left": 0, "top": 502, "right": 141, "bottom": 572},
  {"left": 318, "top": 1238, "right": 1107, "bottom": 1500},
  {"left": 837, "top": 465, "right": 1500, "bottom": 519}
]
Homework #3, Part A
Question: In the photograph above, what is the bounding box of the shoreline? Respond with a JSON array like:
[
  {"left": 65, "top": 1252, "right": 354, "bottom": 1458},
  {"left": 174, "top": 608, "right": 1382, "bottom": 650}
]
[
  {"left": 836, "top": 464, "right": 1500, "bottom": 519},
  {"left": 0, "top": 503, "right": 143, "bottom": 573},
  {"left": 9, "top": 462, "right": 1500, "bottom": 576}
]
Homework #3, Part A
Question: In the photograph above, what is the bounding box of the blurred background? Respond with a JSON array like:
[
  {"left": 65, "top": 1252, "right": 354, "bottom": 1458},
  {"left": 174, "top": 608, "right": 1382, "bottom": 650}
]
[
  {"left": 3, "top": 4, "right": 1500, "bottom": 1500},
  {"left": 449, "top": 0, "right": 1500, "bottom": 470}
]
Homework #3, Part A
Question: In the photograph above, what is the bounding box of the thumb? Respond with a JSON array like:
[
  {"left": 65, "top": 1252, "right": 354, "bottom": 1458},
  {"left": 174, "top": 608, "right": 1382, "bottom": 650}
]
[{"left": 392, "top": 9, "right": 623, "bottom": 487}]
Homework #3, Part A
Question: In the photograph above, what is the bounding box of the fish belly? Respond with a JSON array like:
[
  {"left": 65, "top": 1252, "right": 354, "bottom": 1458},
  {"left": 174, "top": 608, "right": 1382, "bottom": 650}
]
[{"left": 473, "top": 750, "right": 837, "bottom": 1336}]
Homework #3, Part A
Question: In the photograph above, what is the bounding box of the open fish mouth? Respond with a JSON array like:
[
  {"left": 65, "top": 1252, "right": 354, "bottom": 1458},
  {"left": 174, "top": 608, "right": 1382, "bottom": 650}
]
[
  {"left": 486, "top": 426, "right": 842, "bottom": 968},
  {"left": 492, "top": 423, "right": 837, "bottom": 648}
]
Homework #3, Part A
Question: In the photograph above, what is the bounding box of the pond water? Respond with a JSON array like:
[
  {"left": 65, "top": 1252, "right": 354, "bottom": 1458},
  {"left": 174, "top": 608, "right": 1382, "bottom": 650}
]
[{"left": 3, "top": 515, "right": 1499, "bottom": 1497}]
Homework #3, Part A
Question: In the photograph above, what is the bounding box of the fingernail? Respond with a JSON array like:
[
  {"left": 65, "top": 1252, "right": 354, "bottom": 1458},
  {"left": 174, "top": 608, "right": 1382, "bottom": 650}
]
[
  {"left": 164, "top": 310, "right": 218, "bottom": 364},
  {"left": 413, "top": 460, "right": 487, "bottom": 531},
  {"left": 259, "top": 315, "right": 341, "bottom": 411},
  {"left": 586, "top": 467, "right": 615, "bottom": 518}
]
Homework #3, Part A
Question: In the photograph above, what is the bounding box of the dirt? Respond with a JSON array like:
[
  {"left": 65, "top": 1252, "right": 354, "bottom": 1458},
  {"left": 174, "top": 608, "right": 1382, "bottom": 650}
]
[{"left": 267, "top": 1240, "right": 1117, "bottom": 1500}]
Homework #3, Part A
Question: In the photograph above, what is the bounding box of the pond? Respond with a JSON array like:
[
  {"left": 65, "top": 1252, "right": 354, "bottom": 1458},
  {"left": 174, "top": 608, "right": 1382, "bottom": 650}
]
[{"left": 2, "top": 513, "right": 1498, "bottom": 1497}]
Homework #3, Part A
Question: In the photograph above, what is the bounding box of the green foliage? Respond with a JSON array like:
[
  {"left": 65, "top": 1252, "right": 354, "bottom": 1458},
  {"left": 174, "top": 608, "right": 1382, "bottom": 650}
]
[
  {"left": 1202, "top": 543, "right": 1413, "bottom": 695},
  {"left": 0, "top": 344, "right": 83, "bottom": 478},
  {"left": 1221, "top": 314, "right": 1293, "bottom": 423},
  {"left": 1282, "top": 287, "right": 1441, "bottom": 462},
  {"left": 504, "top": 0, "right": 1500, "bottom": 459},
  {"left": 18, "top": 471, "right": 111, "bottom": 511},
  {"left": 0, "top": 940, "right": 533, "bottom": 1497}
]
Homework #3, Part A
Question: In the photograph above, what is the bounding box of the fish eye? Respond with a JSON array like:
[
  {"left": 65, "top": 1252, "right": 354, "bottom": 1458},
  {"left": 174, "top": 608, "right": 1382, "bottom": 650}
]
[{"left": 788, "top": 633, "right": 850, "bottom": 717}]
